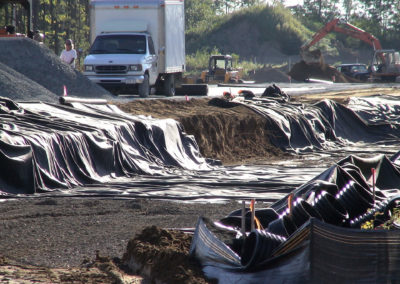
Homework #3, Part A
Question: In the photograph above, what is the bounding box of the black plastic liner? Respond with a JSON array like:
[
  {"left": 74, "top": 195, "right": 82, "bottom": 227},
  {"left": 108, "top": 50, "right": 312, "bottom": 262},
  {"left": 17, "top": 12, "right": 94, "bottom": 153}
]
[
  {"left": 1, "top": 94, "right": 400, "bottom": 198},
  {"left": 0, "top": 97, "right": 210, "bottom": 195},
  {"left": 236, "top": 94, "right": 400, "bottom": 153}
]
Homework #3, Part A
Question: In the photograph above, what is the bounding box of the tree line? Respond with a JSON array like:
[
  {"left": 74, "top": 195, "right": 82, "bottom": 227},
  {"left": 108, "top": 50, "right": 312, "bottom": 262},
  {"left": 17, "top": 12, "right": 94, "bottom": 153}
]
[{"left": 0, "top": 0, "right": 399, "bottom": 57}]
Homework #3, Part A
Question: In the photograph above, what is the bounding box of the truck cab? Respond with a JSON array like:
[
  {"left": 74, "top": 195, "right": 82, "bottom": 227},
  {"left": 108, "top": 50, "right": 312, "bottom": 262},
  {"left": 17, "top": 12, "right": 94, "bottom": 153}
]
[{"left": 84, "top": 33, "right": 157, "bottom": 97}]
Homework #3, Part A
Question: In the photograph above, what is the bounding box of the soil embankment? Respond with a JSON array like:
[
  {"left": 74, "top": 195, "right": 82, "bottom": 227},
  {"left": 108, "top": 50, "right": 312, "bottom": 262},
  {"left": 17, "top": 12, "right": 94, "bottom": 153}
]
[{"left": 116, "top": 98, "right": 287, "bottom": 165}]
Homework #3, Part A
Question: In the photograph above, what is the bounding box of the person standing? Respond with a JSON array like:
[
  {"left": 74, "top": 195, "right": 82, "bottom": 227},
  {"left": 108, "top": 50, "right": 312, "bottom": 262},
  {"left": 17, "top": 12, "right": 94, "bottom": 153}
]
[{"left": 60, "top": 39, "right": 77, "bottom": 68}]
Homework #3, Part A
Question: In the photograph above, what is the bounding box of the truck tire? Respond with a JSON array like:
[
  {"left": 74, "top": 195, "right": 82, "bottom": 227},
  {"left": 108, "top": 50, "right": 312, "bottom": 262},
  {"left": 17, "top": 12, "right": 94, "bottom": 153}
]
[
  {"left": 138, "top": 74, "right": 150, "bottom": 98},
  {"left": 164, "top": 74, "right": 175, "bottom": 97}
]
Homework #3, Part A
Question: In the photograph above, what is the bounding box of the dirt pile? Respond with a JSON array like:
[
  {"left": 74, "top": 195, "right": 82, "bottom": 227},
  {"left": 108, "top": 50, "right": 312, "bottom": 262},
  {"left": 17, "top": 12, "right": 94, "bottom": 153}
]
[
  {"left": 0, "top": 38, "right": 114, "bottom": 102},
  {"left": 116, "top": 97, "right": 287, "bottom": 165},
  {"left": 123, "top": 226, "right": 211, "bottom": 283},
  {"left": 250, "top": 65, "right": 291, "bottom": 83},
  {"left": 288, "top": 60, "right": 359, "bottom": 82},
  {"left": 0, "top": 255, "right": 142, "bottom": 283}
]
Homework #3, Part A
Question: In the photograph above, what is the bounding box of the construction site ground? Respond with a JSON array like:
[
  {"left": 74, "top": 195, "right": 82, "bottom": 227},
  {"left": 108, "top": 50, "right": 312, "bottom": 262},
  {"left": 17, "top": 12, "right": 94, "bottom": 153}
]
[
  {"left": 1, "top": 37, "right": 400, "bottom": 283},
  {"left": 1, "top": 85, "right": 400, "bottom": 283}
]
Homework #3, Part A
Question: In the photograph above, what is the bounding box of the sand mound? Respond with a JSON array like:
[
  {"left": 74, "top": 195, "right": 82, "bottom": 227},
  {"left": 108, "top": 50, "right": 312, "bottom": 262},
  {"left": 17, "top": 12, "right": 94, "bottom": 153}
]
[{"left": 0, "top": 38, "right": 114, "bottom": 102}]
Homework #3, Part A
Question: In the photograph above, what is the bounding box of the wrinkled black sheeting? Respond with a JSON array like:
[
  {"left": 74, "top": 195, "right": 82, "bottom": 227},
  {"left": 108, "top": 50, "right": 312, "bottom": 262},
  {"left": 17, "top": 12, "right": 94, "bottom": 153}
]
[
  {"left": 191, "top": 217, "right": 400, "bottom": 283},
  {"left": 0, "top": 98, "right": 209, "bottom": 195},
  {"left": 2, "top": 94, "right": 400, "bottom": 198},
  {"left": 232, "top": 95, "right": 400, "bottom": 153}
]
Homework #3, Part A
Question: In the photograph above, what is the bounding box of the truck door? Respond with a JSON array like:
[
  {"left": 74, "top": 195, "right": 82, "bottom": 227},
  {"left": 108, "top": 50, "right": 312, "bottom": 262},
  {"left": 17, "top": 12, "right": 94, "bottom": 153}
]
[{"left": 148, "top": 36, "right": 158, "bottom": 85}]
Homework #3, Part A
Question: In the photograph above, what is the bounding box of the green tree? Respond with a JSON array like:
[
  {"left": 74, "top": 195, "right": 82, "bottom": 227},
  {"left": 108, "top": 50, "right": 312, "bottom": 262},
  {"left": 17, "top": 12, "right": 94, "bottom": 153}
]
[
  {"left": 240, "top": 0, "right": 262, "bottom": 7},
  {"left": 358, "top": 0, "right": 398, "bottom": 34},
  {"left": 185, "top": 0, "right": 216, "bottom": 31}
]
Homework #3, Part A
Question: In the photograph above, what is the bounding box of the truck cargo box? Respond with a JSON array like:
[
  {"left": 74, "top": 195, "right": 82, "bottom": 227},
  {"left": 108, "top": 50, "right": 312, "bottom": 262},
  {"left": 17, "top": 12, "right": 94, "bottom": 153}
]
[{"left": 89, "top": 0, "right": 185, "bottom": 74}]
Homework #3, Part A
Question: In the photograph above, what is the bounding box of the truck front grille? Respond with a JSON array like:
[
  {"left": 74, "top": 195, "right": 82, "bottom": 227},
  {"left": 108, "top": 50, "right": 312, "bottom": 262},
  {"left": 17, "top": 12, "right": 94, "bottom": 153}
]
[{"left": 95, "top": 65, "right": 127, "bottom": 74}]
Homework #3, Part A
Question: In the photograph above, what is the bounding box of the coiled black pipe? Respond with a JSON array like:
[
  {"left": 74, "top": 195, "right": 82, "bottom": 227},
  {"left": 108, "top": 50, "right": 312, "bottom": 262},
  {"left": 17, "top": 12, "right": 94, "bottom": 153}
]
[
  {"left": 313, "top": 191, "right": 349, "bottom": 225},
  {"left": 241, "top": 229, "right": 286, "bottom": 269},
  {"left": 267, "top": 214, "right": 297, "bottom": 237},
  {"left": 336, "top": 180, "right": 374, "bottom": 219},
  {"left": 291, "top": 198, "right": 323, "bottom": 227},
  {"left": 349, "top": 196, "right": 400, "bottom": 228}
]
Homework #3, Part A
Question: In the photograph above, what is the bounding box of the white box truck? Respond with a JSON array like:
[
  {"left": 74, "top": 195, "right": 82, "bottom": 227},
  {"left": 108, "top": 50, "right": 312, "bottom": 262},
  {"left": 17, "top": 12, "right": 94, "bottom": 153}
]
[{"left": 83, "top": 0, "right": 185, "bottom": 97}]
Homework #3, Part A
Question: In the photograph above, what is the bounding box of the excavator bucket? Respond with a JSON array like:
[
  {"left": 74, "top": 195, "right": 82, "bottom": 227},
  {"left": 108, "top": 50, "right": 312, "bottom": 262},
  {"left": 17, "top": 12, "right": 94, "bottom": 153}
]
[{"left": 300, "top": 48, "right": 324, "bottom": 66}]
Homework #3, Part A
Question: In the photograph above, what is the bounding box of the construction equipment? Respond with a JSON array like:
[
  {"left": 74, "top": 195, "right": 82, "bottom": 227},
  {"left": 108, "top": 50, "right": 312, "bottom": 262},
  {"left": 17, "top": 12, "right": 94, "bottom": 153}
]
[
  {"left": 0, "top": 0, "right": 32, "bottom": 37},
  {"left": 300, "top": 18, "right": 382, "bottom": 65},
  {"left": 369, "top": 49, "right": 400, "bottom": 82},
  {"left": 0, "top": 0, "right": 44, "bottom": 42},
  {"left": 300, "top": 18, "right": 400, "bottom": 82},
  {"left": 198, "top": 55, "right": 243, "bottom": 84}
]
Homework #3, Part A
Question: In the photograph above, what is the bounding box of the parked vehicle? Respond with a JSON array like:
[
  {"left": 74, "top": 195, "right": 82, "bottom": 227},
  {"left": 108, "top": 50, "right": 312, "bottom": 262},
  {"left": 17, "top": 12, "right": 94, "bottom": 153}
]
[
  {"left": 83, "top": 0, "right": 185, "bottom": 97},
  {"left": 336, "top": 63, "right": 370, "bottom": 82}
]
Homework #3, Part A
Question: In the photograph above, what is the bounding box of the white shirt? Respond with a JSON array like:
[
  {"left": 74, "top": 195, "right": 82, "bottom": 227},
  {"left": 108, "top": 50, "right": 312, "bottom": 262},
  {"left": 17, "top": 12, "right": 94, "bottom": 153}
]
[{"left": 60, "top": 49, "right": 77, "bottom": 68}]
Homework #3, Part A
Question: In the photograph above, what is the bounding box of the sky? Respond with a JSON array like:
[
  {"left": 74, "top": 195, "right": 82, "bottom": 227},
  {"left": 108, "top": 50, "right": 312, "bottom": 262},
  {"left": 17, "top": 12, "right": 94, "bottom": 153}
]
[
  {"left": 283, "top": 0, "right": 304, "bottom": 6},
  {"left": 264, "top": 0, "right": 304, "bottom": 6}
]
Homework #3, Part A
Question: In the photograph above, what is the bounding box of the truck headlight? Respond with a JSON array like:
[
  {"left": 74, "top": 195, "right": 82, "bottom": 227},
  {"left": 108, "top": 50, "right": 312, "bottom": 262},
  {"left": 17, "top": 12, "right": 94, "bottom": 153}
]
[
  {"left": 129, "top": 64, "right": 142, "bottom": 71},
  {"left": 85, "top": 65, "right": 94, "bottom": 72}
]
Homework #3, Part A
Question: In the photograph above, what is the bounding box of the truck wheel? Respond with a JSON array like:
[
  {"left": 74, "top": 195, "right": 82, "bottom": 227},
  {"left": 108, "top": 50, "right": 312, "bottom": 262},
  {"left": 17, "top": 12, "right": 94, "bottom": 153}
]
[
  {"left": 138, "top": 74, "right": 150, "bottom": 98},
  {"left": 164, "top": 74, "right": 175, "bottom": 97}
]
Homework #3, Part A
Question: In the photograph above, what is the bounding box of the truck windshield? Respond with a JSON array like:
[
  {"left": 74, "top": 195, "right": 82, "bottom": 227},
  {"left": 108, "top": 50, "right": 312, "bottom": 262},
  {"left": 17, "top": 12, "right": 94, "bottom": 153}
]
[{"left": 89, "top": 35, "right": 147, "bottom": 55}]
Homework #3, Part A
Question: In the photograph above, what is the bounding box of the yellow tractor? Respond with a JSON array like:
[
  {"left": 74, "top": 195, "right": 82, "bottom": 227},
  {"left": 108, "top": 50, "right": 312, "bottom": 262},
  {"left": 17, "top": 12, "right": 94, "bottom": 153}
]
[{"left": 198, "top": 55, "right": 243, "bottom": 84}]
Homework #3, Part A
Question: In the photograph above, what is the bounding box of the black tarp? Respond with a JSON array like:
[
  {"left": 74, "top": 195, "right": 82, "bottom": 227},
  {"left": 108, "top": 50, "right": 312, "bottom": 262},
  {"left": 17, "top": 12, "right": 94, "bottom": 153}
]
[
  {"left": 234, "top": 94, "right": 400, "bottom": 154},
  {"left": 0, "top": 97, "right": 210, "bottom": 195},
  {"left": 1, "top": 94, "right": 400, "bottom": 199}
]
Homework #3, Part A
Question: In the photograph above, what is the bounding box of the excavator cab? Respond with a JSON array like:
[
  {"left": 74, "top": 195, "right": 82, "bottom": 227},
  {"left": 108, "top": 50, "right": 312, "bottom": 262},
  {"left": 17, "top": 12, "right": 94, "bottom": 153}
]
[
  {"left": 370, "top": 50, "right": 400, "bottom": 82},
  {"left": 200, "top": 55, "right": 242, "bottom": 84}
]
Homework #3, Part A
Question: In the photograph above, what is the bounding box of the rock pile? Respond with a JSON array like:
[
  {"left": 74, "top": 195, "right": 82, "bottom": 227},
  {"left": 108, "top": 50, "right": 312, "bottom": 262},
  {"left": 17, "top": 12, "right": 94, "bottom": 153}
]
[{"left": 0, "top": 37, "right": 114, "bottom": 102}]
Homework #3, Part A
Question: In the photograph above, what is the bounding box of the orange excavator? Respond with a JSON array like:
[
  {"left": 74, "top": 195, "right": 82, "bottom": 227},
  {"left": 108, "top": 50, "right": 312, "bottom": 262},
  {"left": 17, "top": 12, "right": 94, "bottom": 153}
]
[
  {"left": 300, "top": 18, "right": 382, "bottom": 65},
  {"left": 300, "top": 18, "right": 400, "bottom": 82}
]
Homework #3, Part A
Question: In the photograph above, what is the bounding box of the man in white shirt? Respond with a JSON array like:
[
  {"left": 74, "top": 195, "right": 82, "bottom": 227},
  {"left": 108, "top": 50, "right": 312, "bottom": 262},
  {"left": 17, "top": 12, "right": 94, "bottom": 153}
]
[{"left": 60, "top": 39, "right": 77, "bottom": 68}]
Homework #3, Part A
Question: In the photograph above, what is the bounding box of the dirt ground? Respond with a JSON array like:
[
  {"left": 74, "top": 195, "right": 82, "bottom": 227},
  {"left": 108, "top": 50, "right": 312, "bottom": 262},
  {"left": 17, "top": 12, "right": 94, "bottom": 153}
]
[
  {"left": 0, "top": 198, "right": 241, "bottom": 283},
  {"left": 1, "top": 86, "right": 400, "bottom": 283}
]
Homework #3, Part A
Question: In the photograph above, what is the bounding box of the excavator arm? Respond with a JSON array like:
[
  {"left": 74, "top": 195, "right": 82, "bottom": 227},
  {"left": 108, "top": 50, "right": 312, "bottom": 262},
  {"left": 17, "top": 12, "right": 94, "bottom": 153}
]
[{"left": 301, "top": 18, "right": 382, "bottom": 64}]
